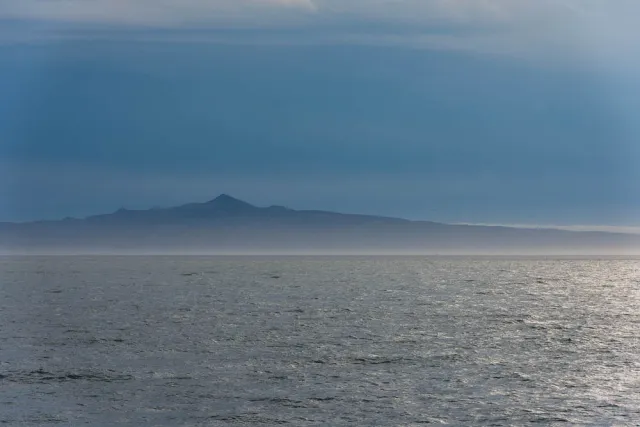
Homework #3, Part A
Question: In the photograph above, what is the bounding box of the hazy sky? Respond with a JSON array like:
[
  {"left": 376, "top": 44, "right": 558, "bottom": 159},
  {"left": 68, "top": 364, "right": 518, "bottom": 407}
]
[{"left": 1, "top": 0, "right": 639, "bottom": 226}]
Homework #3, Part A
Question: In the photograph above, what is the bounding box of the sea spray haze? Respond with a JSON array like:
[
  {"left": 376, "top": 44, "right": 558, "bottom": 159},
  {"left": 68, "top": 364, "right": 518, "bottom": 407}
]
[{"left": 1, "top": 256, "right": 639, "bottom": 425}]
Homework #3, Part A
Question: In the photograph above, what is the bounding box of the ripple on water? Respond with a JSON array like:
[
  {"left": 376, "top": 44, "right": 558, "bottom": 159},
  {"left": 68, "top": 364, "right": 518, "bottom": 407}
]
[{"left": 0, "top": 256, "right": 639, "bottom": 426}]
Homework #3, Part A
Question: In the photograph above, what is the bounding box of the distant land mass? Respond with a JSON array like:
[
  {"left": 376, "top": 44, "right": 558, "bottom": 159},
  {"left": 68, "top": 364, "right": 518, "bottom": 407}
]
[{"left": 1, "top": 194, "right": 639, "bottom": 254}]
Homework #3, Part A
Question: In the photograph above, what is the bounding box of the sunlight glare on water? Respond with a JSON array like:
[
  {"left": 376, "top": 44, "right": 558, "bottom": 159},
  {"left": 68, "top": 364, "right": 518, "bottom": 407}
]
[{"left": 1, "top": 256, "right": 639, "bottom": 425}]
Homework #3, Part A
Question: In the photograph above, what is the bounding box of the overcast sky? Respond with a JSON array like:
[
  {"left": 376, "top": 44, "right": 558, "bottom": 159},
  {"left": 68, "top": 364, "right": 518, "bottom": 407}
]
[{"left": 0, "top": 0, "right": 639, "bottom": 228}]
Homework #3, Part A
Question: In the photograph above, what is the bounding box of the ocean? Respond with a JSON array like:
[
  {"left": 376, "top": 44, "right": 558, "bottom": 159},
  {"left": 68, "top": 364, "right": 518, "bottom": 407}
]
[{"left": 1, "top": 256, "right": 639, "bottom": 425}]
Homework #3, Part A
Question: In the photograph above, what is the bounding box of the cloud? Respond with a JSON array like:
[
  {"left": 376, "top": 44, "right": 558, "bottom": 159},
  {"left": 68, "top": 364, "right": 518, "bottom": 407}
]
[
  {"left": 0, "top": 0, "right": 317, "bottom": 27},
  {"left": 1, "top": 0, "right": 638, "bottom": 62},
  {"left": 0, "top": 0, "right": 635, "bottom": 29}
]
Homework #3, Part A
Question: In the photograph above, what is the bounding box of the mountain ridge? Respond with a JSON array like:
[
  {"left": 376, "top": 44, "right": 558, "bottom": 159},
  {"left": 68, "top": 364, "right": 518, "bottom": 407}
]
[
  {"left": 5, "top": 194, "right": 413, "bottom": 226},
  {"left": 1, "top": 194, "right": 639, "bottom": 254}
]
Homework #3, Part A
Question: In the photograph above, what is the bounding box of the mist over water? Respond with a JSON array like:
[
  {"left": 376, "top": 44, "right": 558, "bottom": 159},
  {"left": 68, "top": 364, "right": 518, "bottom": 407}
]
[{"left": 1, "top": 256, "right": 639, "bottom": 425}]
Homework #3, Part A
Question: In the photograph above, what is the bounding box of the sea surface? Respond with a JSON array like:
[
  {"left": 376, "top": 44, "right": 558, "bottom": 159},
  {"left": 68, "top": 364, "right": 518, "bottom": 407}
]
[{"left": 1, "top": 256, "right": 639, "bottom": 426}]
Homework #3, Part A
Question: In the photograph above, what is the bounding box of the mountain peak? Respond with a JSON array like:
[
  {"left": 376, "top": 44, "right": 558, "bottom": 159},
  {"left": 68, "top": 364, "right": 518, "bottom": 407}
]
[
  {"left": 210, "top": 193, "right": 246, "bottom": 203},
  {"left": 206, "top": 194, "right": 256, "bottom": 210}
]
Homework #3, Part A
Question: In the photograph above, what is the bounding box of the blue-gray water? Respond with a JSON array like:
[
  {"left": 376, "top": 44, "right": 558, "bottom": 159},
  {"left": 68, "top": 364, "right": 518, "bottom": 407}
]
[{"left": 1, "top": 256, "right": 639, "bottom": 426}]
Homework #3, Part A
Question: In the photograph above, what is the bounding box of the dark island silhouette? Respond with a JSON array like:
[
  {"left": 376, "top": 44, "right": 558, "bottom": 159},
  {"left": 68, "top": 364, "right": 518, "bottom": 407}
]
[{"left": 1, "top": 194, "right": 638, "bottom": 254}]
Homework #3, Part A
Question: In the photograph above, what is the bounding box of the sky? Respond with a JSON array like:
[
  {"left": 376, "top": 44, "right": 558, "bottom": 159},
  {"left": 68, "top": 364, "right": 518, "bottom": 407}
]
[{"left": 0, "top": 0, "right": 639, "bottom": 228}]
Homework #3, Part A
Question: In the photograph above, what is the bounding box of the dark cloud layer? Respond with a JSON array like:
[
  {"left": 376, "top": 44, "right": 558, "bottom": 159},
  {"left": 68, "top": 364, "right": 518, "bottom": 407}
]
[{"left": 0, "top": 40, "right": 638, "bottom": 225}]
